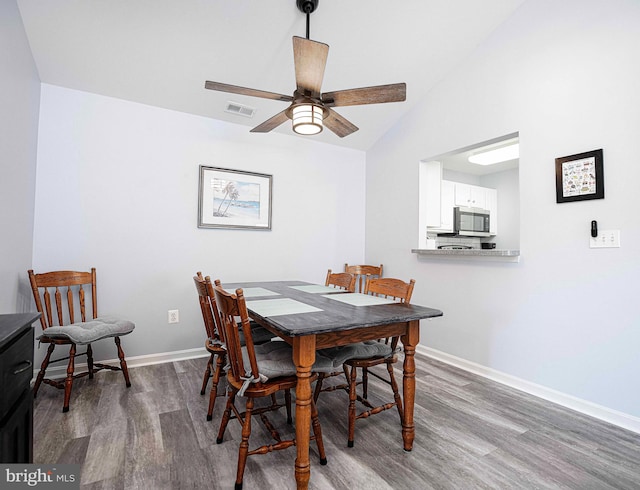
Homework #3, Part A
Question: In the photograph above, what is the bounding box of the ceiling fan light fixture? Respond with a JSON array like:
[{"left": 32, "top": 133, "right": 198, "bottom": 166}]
[
  {"left": 292, "top": 103, "right": 324, "bottom": 135},
  {"left": 204, "top": 0, "right": 406, "bottom": 138}
]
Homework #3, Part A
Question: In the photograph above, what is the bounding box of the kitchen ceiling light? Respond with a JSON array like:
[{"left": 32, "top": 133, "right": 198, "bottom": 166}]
[
  {"left": 292, "top": 104, "right": 324, "bottom": 135},
  {"left": 469, "top": 143, "right": 519, "bottom": 165}
]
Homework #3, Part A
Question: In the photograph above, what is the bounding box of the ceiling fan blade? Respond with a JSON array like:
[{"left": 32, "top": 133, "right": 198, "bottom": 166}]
[
  {"left": 293, "top": 36, "right": 329, "bottom": 97},
  {"left": 323, "top": 109, "right": 359, "bottom": 138},
  {"left": 205, "top": 81, "right": 293, "bottom": 102},
  {"left": 250, "top": 110, "right": 290, "bottom": 133},
  {"left": 322, "top": 83, "right": 406, "bottom": 107}
]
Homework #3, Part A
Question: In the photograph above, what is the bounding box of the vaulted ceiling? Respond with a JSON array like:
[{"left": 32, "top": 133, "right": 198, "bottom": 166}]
[{"left": 17, "top": 0, "right": 524, "bottom": 151}]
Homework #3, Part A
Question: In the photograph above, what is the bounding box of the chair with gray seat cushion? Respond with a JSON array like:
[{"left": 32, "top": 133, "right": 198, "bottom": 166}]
[
  {"left": 292, "top": 266, "right": 362, "bottom": 386},
  {"left": 194, "top": 272, "right": 277, "bottom": 421},
  {"left": 311, "top": 269, "right": 359, "bottom": 400},
  {"left": 316, "top": 276, "right": 415, "bottom": 447},
  {"left": 213, "top": 284, "right": 328, "bottom": 490},
  {"left": 194, "top": 273, "right": 228, "bottom": 421},
  {"left": 28, "top": 268, "right": 134, "bottom": 412}
]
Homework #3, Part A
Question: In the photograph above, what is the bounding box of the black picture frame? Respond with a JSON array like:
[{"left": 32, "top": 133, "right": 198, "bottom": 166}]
[{"left": 555, "top": 149, "right": 604, "bottom": 203}]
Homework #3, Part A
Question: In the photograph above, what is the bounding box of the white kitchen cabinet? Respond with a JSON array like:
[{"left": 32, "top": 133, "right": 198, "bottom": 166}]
[
  {"left": 440, "top": 180, "right": 455, "bottom": 232},
  {"left": 454, "top": 182, "right": 487, "bottom": 209},
  {"left": 424, "top": 161, "right": 442, "bottom": 228},
  {"left": 424, "top": 174, "right": 498, "bottom": 236},
  {"left": 446, "top": 181, "right": 498, "bottom": 235}
]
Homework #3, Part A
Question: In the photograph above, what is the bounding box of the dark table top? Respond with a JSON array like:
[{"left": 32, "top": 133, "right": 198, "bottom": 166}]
[
  {"left": 224, "top": 281, "right": 443, "bottom": 337},
  {"left": 0, "top": 313, "right": 41, "bottom": 349}
]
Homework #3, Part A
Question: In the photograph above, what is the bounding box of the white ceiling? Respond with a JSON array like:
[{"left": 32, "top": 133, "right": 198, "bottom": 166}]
[{"left": 17, "top": 0, "right": 525, "bottom": 151}]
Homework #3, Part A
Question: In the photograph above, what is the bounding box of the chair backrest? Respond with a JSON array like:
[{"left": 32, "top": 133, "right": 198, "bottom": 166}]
[
  {"left": 193, "top": 272, "right": 223, "bottom": 342},
  {"left": 364, "top": 277, "right": 415, "bottom": 304},
  {"left": 212, "top": 285, "right": 259, "bottom": 383},
  {"left": 28, "top": 268, "right": 98, "bottom": 331},
  {"left": 364, "top": 276, "right": 415, "bottom": 349},
  {"left": 344, "top": 264, "right": 383, "bottom": 293},
  {"left": 325, "top": 270, "right": 356, "bottom": 292}
]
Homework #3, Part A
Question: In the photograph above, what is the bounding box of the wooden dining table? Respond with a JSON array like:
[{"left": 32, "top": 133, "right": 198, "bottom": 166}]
[{"left": 225, "top": 280, "right": 443, "bottom": 490}]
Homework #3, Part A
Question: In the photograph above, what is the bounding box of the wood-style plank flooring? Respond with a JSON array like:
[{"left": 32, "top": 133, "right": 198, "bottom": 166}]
[{"left": 33, "top": 353, "right": 640, "bottom": 489}]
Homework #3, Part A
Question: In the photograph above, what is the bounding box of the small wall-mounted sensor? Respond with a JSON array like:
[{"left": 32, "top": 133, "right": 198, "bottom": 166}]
[{"left": 591, "top": 220, "right": 598, "bottom": 238}]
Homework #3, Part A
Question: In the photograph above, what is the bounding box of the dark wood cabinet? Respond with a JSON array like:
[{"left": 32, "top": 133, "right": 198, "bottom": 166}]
[{"left": 0, "top": 313, "right": 40, "bottom": 464}]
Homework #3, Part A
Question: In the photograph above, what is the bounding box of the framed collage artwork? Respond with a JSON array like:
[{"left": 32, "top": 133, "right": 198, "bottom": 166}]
[{"left": 555, "top": 149, "right": 604, "bottom": 203}]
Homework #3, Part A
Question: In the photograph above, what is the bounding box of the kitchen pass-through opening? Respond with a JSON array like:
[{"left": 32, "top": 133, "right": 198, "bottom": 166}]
[{"left": 417, "top": 133, "right": 520, "bottom": 252}]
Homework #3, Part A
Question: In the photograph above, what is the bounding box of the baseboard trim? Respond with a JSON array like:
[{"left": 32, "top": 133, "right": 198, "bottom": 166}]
[
  {"left": 36, "top": 347, "right": 209, "bottom": 380},
  {"left": 417, "top": 345, "right": 640, "bottom": 435}
]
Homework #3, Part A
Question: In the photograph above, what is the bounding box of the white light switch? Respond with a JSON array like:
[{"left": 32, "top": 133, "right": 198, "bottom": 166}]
[{"left": 590, "top": 230, "right": 621, "bottom": 248}]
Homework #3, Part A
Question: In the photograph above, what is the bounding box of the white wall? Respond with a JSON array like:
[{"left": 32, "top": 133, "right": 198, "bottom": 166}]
[
  {"left": 0, "top": 0, "right": 40, "bottom": 314},
  {"left": 366, "top": 0, "right": 640, "bottom": 419},
  {"left": 33, "top": 85, "right": 366, "bottom": 362}
]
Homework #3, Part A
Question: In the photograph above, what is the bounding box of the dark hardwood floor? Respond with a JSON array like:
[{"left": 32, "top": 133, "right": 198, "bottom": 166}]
[{"left": 33, "top": 352, "right": 640, "bottom": 489}]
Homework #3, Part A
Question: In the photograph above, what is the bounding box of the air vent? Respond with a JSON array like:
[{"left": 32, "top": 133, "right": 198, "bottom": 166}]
[{"left": 224, "top": 101, "right": 255, "bottom": 118}]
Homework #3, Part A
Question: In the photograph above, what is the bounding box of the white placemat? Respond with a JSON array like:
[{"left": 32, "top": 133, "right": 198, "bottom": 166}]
[
  {"left": 321, "top": 293, "right": 396, "bottom": 306},
  {"left": 240, "top": 287, "right": 281, "bottom": 298},
  {"left": 246, "top": 298, "right": 322, "bottom": 317},
  {"left": 288, "top": 284, "right": 348, "bottom": 294}
]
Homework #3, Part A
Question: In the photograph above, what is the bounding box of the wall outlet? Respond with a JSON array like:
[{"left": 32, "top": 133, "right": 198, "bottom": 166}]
[
  {"left": 168, "top": 309, "right": 179, "bottom": 324},
  {"left": 590, "top": 230, "right": 621, "bottom": 248}
]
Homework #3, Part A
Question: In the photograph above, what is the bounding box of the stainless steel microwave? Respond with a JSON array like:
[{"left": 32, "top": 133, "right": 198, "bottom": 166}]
[{"left": 454, "top": 206, "right": 490, "bottom": 237}]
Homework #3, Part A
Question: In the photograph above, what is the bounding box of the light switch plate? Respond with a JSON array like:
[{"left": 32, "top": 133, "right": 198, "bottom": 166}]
[{"left": 590, "top": 230, "right": 620, "bottom": 248}]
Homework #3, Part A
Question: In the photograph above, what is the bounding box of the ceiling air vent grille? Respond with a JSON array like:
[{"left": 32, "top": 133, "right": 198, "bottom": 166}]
[{"left": 224, "top": 101, "right": 255, "bottom": 118}]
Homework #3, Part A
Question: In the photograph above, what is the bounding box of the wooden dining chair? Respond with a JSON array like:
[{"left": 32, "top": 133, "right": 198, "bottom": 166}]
[
  {"left": 213, "top": 285, "right": 327, "bottom": 490},
  {"left": 194, "top": 272, "right": 277, "bottom": 421},
  {"left": 27, "top": 268, "right": 134, "bottom": 412},
  {"left": 344, "top": 263, "right": 383, "bottom": 293},
  {"left": 194, "top": 273, "right": 228, "bottom": 421},
  {"left": 312, "top": 269, "right": 359, "bottom": 402},
  {"left": 314, "top": 275, "right": 415, "bottom": 447},
  {"left": 325, "top": 269, "right": 356, "bottom": 292},
  {"left": 342, "top": 276, "right": 415, "bottom": 447}
]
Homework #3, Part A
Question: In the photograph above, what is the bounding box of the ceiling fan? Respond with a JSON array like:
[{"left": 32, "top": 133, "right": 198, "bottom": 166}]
[{"left": 204, "top": 0, "right": 406, "bottom": 138}]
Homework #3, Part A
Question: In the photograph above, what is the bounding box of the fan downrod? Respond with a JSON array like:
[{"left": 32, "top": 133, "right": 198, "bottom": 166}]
[{"left": 296, "top": 0, "right": 318, "bottom": 14}]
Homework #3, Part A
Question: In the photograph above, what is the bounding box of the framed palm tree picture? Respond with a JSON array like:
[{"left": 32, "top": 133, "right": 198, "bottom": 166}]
[{"left": 198, "top": 166, "right": 272, "bottom": 230}]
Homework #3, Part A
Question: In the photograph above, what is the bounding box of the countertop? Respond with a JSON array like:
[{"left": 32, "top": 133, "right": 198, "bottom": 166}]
[{"left": 412, "top": 248, "right": 520, "bottom": 258}]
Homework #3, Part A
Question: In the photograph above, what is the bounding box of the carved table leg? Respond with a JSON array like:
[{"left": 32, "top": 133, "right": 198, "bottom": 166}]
[
  {"left": 401, "top": 320, "right": 420, "bottom": 451},
  {"left": 293, "top": 335, "right": 316, "bottom": 489}
]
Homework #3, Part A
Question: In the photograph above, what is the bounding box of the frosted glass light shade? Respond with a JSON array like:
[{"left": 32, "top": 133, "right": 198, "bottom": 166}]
[
  {"left": 292, "top": 104, "right": 323, "bottom": 135},
  {"left": 469, "top": 144, "right": 519, "bottom": 165}
]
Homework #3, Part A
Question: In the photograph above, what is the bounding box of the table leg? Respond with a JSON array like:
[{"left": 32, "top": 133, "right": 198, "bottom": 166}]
[
  {"left": 401, "top": 320, "right": 420, "bottom": 451},
  {"left": 293, "top": 335, "right": 316, "bottom": 489}
]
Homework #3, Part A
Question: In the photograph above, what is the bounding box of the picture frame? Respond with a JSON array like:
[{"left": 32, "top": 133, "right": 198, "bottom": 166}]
[
  {"left": 555, "top": 149, "right": 604, "bottom": 203},
  {"left": 198, "top": 166, "right": 272, "bottom": 230}
]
